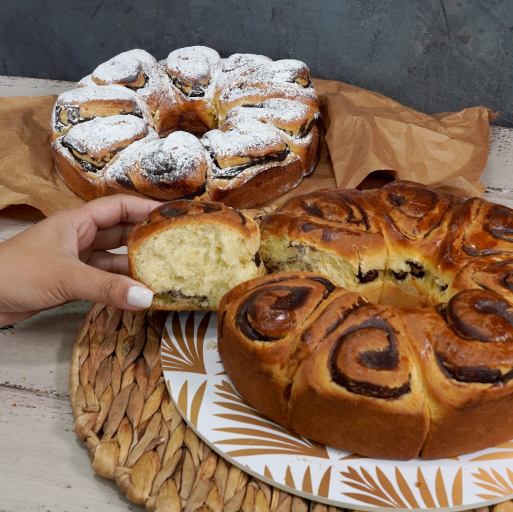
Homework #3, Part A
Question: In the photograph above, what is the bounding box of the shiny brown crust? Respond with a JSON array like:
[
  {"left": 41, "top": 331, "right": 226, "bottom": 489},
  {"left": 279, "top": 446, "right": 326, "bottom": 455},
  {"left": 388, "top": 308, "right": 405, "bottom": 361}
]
[
  {"left": 219, "top": 272, "right": 513, "bottom": 460},
  {"left": 371, "top": 180, "right": 462, "bottom": 267},
  {"left": 52, "top": 47, "right": 320, "bottom": 208},
  {"left": 289, "top": 299, "right": 429, "bottom": 460},
  {"left": 218, "top": 272, "right": 339, "bottom": 428},
  {"left": 260, "top": 188, "right": 387, "bottom": 302},
  {"left": 218, "top": 272, "right": 430, "bottom": 459},
  {"left": 261, "top": 188, "right": 386, "bottom": 268},
  {"left": 402, "top": 290, "right": 513, "bottom": 459},
  {"left": 128, "top": 200, "right": 261, "bottom": 310},
  {"left": 437, "top": 198, "right": 513, "bottom": 278},
  {"left": 448, "top": 255, "right": 513, "bottom": 303}
]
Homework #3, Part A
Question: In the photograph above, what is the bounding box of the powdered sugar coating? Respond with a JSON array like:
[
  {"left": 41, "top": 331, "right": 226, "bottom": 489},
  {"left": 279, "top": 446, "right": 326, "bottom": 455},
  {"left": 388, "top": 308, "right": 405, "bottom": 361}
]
[
  {"left": 93, "top": 54, "right": 142, "bottom": 85},
  {"left": 141, "top": 131, "right": 209, "bottom": 180},
  {"left": 102, "top": 131, "right": 159, "bottom": 181},
  {"left": 91, "top": 50, "right": 166, "bottom": 113},
  {"left": 167, "top": 46, "right": 221, "bottom": 85},
  {"left": 77, "top": 74, "right": 95, "bottom": 88},
  {"left": 223, "top": 99, "right": 316, "bottom": 136},
  {"left": 57, "top": 84, "right": 139, "bottom": 106},
  {"left": 63, "top": 115, "right": 149, "bottom": 157},
  {"left": 242, "top": 59, "right": 311, "bottom": 86},
  {"left": 218, "top": 84, "right": 318, "bottom": 119},
  {"left": 103, "top": 130, "right": 208, "bottom": 197},
  {"left": 221, "top": 53, "right": 272, "bottom": 73},
  {"left": 202, "top": 120, "right": 287, "bottom": 170},
  {"left": 53, "top": 84, "right": 153, "bottom": 128},
  {"left": 105, "top": 131, "right": 207, "bottom": 180}
]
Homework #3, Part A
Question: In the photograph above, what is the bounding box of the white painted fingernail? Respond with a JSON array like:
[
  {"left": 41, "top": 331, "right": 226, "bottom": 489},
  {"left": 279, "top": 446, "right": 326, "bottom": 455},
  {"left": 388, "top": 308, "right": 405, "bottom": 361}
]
[{"left": 127, "top": 286, "right": 153, "bottom": 308}]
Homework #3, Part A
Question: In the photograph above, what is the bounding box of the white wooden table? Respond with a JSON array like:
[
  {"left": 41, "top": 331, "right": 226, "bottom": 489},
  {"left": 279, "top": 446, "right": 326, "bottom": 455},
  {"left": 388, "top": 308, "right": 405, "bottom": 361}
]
[{"left": 0, "top": 76, "right": 512, "bottom": 512}]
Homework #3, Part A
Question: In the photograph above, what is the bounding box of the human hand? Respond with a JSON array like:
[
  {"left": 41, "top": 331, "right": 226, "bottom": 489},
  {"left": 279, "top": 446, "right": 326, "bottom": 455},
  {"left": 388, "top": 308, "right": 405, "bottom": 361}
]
[{"left": 0, "top": 195, "right": 161, "bottom": 326}]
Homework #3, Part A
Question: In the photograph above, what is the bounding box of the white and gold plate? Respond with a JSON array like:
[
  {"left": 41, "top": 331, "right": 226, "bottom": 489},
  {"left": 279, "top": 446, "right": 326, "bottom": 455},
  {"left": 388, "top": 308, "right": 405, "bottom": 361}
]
[{"left": 161, "top": 310, "right": 513, "bottom": 511}]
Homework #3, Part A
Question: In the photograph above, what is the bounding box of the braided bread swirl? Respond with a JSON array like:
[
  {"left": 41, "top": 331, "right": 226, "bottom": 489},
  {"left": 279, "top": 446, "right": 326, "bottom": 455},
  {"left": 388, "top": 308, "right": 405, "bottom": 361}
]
[
  {"left": 51, "top": 47, "right": 320, "bottom": 209},
  {"left": 218, "top": 272, "right": 513, "bottom": 460}
]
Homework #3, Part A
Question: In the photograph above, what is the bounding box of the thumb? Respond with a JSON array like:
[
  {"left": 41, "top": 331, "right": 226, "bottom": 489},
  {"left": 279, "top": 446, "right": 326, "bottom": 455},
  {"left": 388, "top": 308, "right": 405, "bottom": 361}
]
[{"left": 67, "top": 263, "right": 154, "bottom": 310}]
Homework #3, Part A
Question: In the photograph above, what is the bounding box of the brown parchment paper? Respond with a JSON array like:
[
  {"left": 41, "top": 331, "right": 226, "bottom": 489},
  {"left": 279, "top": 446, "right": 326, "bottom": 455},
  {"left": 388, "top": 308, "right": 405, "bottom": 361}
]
[
  {"left": 313, "top": 78, "right": 498, "bottom": 197},
  {"left": 0, "top": 80, "right": 497, "bottom": 216}
]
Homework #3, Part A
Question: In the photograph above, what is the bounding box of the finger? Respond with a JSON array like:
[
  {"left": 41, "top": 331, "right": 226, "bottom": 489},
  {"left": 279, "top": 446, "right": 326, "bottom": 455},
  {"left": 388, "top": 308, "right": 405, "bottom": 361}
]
[
  {"left": 88, "top": 251, "right": 129, "bottom": 275},
  {"left": 92, "top": 223, "right": 135, "bottom": 251},
  {"left": 0, "top": 310, "right": 41, "bottom": 327},
  {"left": 66, "top": 262, "right": 154, "bottom": 310},
  {"left": 81, "top": 195, "right": 162, "bottom": 230}
]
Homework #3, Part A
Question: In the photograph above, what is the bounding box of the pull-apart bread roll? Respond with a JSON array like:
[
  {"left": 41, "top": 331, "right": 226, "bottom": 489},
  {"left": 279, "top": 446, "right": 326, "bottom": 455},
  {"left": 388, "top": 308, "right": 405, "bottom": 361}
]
[
  {"left": 128, "top": 200, "right": 263, "bottom": 310},
  {"left": 402, "top": 289, "right": 513, "bottom": 459},
  {"left": 370, "top": 181, "right": 462, "bottom": 306},
  {"left": 260, "top": 188, "right": 387, "bottom": 302},
  {"left": 218, "top": 272, "right": 429, "bottom": 459},
  {"left": 202, "top": 121, "right": 304, "bottom": 209},
  {"left": 52, "top": 46, "right": 320, "bottom": 208},
  {"left": 53, "top": 115, "right": 155, "bottom": 201},
  {"left": 289, "top": 296, "right": 429, "bottom": 460},
  {"left": 218, "top": 272, "right": 341, "bottom": 428},
  {"left": 436, "top": 198, "right": 513, "bottom": 280}
]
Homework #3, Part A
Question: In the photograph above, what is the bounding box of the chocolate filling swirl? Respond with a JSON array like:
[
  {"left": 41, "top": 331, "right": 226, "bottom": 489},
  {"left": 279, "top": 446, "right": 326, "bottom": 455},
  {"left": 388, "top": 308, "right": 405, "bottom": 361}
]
[
  {"left": 295, "top": 193, "right": 371, "bottom": 231},
  {"left": 235, "top": 278, "right": 334, "bottom": 342},
  {"left": 447, "top": 289, "right": 513, "bottom": 343},
  {"left": 384, "top": 183, "right": 454, "bottom": 239},
  {"left": 330, "top": 316, "right": 411, "bottom": 399},
  {"left": 435, "top": 289, "right": 513, "bottom": 384},
  {"left": 460, "top": 201, "right": 513, "bottom": 258}
]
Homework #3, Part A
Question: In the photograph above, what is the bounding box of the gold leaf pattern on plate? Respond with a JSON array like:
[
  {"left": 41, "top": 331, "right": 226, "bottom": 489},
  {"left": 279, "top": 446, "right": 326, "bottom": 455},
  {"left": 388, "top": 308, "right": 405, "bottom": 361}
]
[
  {"left": 302, "top": 466, "right": 313, "bottom": 494},
  {"left": 473, "top": 467, "right": 513, "bottom": 500},
  {"left": 211, "top": 380, "right": 329, "bottom": 459},
  {"left": 318, "top": 467, "right": 331, "bottom": 498},
  {"left": 162, "top": 312, "right": 212, "bottom": 375},
  {"left": 178, "top": 380, "right": 188, "bottom": 417},
  {"left": 285, "top": 466, "right": 296, "bottom": 489},
  {"left": 190, "top": 380, "right": 207, "bottom": 428},
  {"left": 341, "top": 466, "right": 463, "bottom": 509}
]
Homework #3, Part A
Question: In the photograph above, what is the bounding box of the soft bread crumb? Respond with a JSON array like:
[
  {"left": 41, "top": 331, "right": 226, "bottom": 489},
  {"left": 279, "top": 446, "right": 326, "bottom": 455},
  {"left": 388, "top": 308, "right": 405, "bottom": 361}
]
[
  {"left": 261, "top": 235, "right": 359, "bottom": 288},
  {"left": 133, "top": 223, "right": 261, "bottom": 308}
]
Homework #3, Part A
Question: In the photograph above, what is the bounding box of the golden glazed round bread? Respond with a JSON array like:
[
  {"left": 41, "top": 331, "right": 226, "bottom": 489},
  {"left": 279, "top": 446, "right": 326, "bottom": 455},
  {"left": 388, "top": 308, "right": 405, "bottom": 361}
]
[
  {"left": 215, "top": 181, "right": 513, "bottom": 459},
  {"left": 128, "top": 199, "right": 264, "bottom": 310},
  {"left": 218, "top": 271, "right": 513, "bottom": 460},
  {"left": 51, "top": 47, "right": 320, "bottom": 209}
]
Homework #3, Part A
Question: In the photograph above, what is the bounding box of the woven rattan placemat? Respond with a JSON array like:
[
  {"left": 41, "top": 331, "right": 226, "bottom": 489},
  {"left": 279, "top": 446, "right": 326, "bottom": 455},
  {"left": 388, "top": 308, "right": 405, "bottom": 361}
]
[{"left": 69, "top": 303, "right": 512, "bottom": 512}]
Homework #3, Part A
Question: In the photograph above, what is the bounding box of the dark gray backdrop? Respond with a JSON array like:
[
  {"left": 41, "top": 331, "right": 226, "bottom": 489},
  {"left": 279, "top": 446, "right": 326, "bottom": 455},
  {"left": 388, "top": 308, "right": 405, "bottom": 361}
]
[{"left": 2, "top": 0, "right": 512, "bottom": 126}]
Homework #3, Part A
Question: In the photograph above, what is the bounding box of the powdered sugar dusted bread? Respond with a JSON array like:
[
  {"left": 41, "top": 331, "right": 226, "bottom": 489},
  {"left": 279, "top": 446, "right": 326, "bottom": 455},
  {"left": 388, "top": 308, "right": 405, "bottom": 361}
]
[
  {"left": 128, "top": 200, "right": 264, "bottom": 310},
  {"left": 51, "top": 46, "right": 320, "bottom": 208}
]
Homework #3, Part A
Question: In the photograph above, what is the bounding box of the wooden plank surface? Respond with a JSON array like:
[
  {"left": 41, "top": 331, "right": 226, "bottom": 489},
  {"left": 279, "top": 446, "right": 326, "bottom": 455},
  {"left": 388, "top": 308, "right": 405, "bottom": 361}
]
[{"left": 0, "top": 75, "right": 512, "bottom": 512}]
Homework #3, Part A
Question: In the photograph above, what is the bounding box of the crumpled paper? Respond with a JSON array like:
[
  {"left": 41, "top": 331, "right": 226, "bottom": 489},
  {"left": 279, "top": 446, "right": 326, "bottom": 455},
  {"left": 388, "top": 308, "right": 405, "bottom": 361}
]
[
  {"left": 0, "top": 79, "right": 497, "bottom": 216},
  {"left": 314, "top": 78, "right": 497, "bottom": 197}
]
